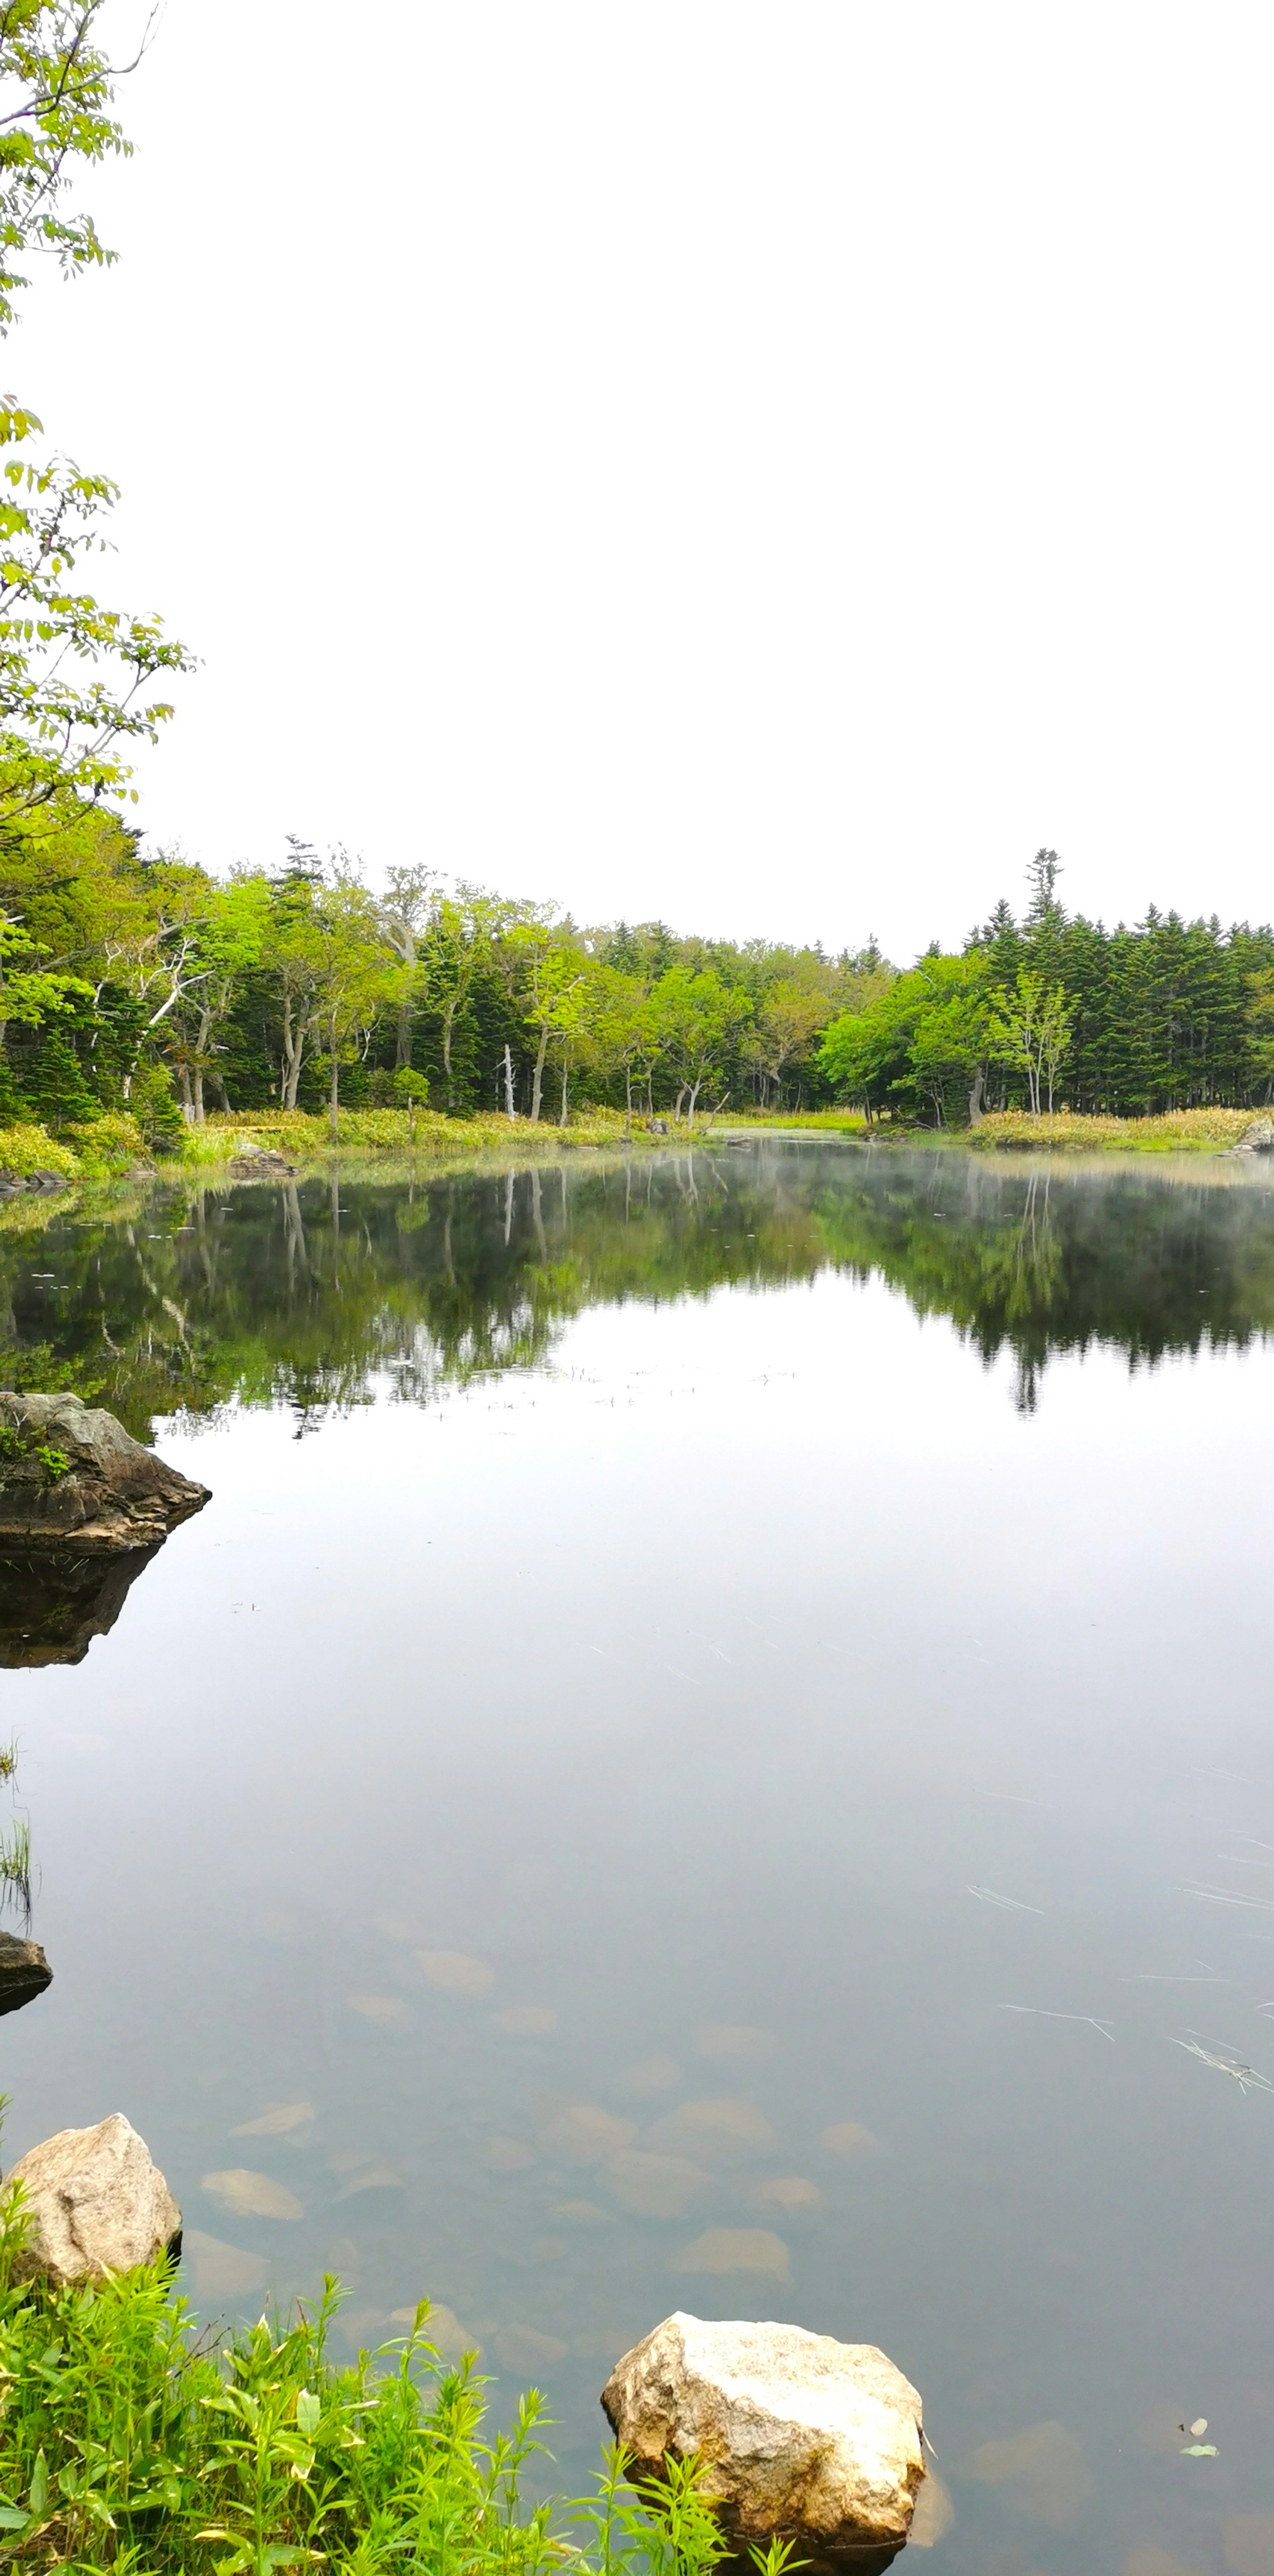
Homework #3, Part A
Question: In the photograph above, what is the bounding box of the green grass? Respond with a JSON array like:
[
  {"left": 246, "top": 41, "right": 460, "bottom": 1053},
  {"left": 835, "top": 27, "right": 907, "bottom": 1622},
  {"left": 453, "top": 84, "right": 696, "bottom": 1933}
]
[
  {"left": 0, "top": 1742, "right": 18, "bottom": 1784},
  {"left": 967, "top": 1106, "right": 1261, "bottom": 1152},
  {"left": 0, "top": 1819, "right": 31, "bottom": 1916},
  {"left": 0, "top": 2172, "right": 778, "bottom": 2576}
]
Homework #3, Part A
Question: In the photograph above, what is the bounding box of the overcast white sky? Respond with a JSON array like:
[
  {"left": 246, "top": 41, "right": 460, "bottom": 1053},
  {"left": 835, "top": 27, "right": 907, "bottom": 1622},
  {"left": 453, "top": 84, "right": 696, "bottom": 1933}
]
[{"left": 11, "top": 1, "right": 1274, "bottom": 958}]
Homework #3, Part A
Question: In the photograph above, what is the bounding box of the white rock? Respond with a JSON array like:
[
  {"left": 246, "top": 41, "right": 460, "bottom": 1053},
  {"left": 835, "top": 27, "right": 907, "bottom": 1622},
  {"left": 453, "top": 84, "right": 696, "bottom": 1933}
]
[
  {"left": 601, "top": 2311, "right": 925, "bottom": 2571},
  {"left": 4, "top": 2113, "right": 181, "bottom": 2284}
]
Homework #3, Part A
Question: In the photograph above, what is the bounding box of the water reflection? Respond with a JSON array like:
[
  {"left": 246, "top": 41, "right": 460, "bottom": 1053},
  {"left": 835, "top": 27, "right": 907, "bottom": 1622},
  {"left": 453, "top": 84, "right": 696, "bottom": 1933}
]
[
  {"left": 0, "top": 1543, "right": 161, "bottom": 1668},
  {"left": 0, "top": 1145, "right": 1270, "bottom": 1437}
]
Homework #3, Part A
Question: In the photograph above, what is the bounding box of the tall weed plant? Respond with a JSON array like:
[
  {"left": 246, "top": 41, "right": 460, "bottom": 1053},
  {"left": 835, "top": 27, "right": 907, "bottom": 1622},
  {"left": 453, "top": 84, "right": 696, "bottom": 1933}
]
[{"left": 0, "top": 2162, "right": 790, "bottom": 2576}]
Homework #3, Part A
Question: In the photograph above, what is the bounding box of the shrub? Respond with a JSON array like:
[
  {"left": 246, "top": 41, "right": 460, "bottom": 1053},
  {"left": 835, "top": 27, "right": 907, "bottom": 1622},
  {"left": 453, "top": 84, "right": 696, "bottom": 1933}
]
[
  {"left": 128, "top": 1066, "right": 186, "bottom": 1155},
  {"left": 0, "top": 1124, "right": 78, "bottom": 1181}
]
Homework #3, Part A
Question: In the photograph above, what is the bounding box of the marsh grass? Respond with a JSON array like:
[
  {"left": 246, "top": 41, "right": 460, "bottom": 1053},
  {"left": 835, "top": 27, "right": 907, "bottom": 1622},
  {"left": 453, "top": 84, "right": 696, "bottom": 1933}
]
[
  {"left": 969, "top": 1106, "right": 1259, "bottom": 1152},
  {"left": 0, "top": 2170, "right": 799, "bottom": 2576},
  {"left": 0, "top": 1818, "right": 32, "bottom": 1919},
  {"left": 0, "top": 1739, "right": 19, "bottom": 1781}
]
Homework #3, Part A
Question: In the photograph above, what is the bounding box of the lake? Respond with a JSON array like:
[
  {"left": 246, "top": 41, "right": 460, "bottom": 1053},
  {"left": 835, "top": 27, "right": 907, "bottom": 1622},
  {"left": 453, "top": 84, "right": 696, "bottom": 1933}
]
[{"left": 3, "top": 1137, "right": 1274, "bottom": 2576}]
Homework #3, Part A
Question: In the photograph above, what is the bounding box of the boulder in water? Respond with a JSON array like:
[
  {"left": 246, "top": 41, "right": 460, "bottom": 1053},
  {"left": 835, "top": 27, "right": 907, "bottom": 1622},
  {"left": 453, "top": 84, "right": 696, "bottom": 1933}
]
[
  {"left": 3, "top": 2113, "right": 181, "bottom": 2283},
  {"left": 1229, "top": 1117, "right": 1274, "bottom": 1155},
  {"left": 601, "top": 2311, "right": 925, "bottom": 2573},
  {"left": 0, "top": 1394, "right": 209, "bottom": 1553},
  {"left": 0, "top": 1930, "right": 51, "bottom": 2017}
]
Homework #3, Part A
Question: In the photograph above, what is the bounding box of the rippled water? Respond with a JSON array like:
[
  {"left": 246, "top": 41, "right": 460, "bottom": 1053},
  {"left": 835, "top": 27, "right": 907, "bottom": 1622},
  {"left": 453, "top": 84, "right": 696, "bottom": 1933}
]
[{"left": 4, "top": 1138, "right": 1274, "bottom": 2575}]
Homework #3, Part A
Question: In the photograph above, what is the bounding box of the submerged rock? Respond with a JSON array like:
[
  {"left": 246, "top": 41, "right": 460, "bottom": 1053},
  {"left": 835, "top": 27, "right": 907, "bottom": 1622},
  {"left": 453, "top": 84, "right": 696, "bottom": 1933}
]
[
  {"left": 4, "top": 2113, "right": 181, "bottom": 2283},
  {"left": 0, "top": 1541, "right": 162, "bottom": 1667},
  {"left": 601, "top": 2312, "right": 925, "bottom": 2574},
  {"left": 0, "top": 1930, "right": 51, "bottom": 2017},
  {"left": 0, "top": 1393, "right": 209, "bottom": 1553}
]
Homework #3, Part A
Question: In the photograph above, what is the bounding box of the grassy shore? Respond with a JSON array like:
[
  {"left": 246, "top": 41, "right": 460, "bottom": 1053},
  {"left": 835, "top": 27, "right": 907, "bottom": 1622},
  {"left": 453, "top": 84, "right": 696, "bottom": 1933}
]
[
  {"left": 965, "top": 1105, "right": 1264, "bottom": 1152},
  {"left": 0, "top": 1100, "right": 1265, "bottom": 1201},
  {"left": 0, "top": 2210, "right": 728, "bottom": 2576}
]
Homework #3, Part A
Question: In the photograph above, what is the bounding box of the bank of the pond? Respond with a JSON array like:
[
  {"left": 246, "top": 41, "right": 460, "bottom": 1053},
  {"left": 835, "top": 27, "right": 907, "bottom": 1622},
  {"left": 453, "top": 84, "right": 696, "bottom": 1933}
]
[{"left": 0, "top": 2244, "right": 715, "bottom": 2576}]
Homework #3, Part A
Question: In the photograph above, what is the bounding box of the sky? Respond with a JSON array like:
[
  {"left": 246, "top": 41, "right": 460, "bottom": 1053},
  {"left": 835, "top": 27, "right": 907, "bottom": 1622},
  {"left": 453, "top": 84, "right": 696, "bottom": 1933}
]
[{"left": 10, "top": 1, "right": 1274, "bottom": 959}]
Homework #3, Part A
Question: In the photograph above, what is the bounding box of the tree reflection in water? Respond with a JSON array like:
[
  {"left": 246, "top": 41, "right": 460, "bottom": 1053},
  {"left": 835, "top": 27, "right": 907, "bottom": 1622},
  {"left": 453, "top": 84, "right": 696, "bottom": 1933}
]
[{"left": 0, "top": 1139, "right": 1270, "bottom": 1450}]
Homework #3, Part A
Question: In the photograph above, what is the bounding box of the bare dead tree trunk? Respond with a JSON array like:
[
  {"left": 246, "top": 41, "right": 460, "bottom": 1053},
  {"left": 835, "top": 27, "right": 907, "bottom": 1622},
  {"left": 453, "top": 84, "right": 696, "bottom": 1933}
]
[
  {"left": 530, "top": 1025, "right": 549, "bottom": 1123},
  {"left": 503, "top": 1044, "right": 516, "bottom": 1116}
]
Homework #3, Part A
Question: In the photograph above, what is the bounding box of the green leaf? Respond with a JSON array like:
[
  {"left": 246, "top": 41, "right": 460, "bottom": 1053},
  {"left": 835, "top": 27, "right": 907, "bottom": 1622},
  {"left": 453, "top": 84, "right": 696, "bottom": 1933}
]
[
  {"left": 0, "top": 2505, "right": 29, "bottom": 2530},
  {"left": 296, "top": 2387, "right": 320, "bottom": 2437},
  {"left": 1180, "top": 2443, "right": 1218, "bottom": 2457},
  {"left": 29, "top": 2449, "right": 47, "bottom": 2517}
]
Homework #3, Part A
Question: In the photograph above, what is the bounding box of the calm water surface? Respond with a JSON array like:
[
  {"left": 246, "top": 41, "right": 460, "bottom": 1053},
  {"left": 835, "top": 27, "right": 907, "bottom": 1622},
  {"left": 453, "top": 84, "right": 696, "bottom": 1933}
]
[{"left": 4, "top": 1140, "right": 1274, "bottom": 2576}]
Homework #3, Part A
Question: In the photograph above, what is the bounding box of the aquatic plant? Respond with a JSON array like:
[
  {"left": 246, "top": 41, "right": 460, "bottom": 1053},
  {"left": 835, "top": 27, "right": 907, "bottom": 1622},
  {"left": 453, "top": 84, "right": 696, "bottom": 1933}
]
[{"left": 0, "top": 1819, "right": 32, "bottom": 1917}]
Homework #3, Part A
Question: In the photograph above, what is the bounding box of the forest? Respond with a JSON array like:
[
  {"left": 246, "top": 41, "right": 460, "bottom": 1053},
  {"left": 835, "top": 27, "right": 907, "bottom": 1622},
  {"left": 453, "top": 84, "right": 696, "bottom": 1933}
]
[
  {"left": 0, "top": 10, "right": 1268, "bottom": 1148},
  {"left": 2, "top": 826, "right": 1273, "bottom": 1142}
]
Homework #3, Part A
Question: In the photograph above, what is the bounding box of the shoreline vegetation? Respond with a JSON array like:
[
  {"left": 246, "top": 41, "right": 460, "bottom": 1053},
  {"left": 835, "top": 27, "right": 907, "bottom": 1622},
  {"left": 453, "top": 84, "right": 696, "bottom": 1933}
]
[
  {"left": 0, "top": 2217, "right": 723, "bottom": 2576},
  {"left": 0, "top": 1102, "right": 1267, "bottom": 1222}
]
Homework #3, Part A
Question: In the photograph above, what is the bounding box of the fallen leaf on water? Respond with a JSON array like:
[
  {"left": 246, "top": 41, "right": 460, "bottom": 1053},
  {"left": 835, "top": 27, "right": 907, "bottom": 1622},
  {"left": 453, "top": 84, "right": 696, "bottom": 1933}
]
[
  {"left": 201, "top": 2169, "right": 304, "bottom": 2222},
  {"left": 1180, "top": 2444, "right": 1218, "bottom": 2457},
  {"left": 1190, "top": 2418, "right": 1208, "bottom": 2437}
]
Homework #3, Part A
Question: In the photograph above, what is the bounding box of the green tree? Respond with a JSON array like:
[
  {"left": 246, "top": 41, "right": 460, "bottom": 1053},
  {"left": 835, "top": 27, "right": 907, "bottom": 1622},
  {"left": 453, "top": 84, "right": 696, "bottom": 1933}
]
[
  {"left": 986, "top": 969, "right": 1073, "bottom": 1115},
  {"left": 166, "top": 872, "right": 271, "bottom": 1121},
  {"left": 650, "top": 964, "right": 752, "bottom": 1127},
  {"left": 309, "top": 863, "right": 403, "bottom": 1139},
  {"left": 0, "top": 5, "right": 191, "bottom": 822}
]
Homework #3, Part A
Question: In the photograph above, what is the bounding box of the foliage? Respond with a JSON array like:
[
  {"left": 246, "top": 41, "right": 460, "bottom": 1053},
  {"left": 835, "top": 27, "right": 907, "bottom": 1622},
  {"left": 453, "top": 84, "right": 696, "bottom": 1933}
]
[
  {"left": 0, "top": 1113, "right": 72, "bottom": 1171},
  {"left": 985, "top": 970, "right": 1073, "bottom": 1116},
  {"left": 0, "top": 2186, "right": 739, "bottom": 2576},
  {"left": 821, "top": 854, "right": 1274, "bottom": 1126},
  {"left": 968, "top": 1105, "right": 1257, "bottom": 1152}
]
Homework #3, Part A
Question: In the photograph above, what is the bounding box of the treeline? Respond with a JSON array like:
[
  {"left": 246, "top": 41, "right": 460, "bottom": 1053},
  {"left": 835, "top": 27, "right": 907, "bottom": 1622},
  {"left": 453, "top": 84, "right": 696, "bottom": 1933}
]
[
  {"left": 1, "top": 826, "right": 1272, "bottom": 1137},
  {"left": 822, "top": 850, "right": 1274, "bottom": 1125},
  {"left": 0, "top": 819, "right": 887, "bottom": 1134}
]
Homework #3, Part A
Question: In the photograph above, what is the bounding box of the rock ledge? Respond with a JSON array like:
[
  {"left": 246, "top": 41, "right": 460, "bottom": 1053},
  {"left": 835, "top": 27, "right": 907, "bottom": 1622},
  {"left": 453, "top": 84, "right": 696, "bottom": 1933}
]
[{"left": 0, "top": 1392, "right": 209, "bottom": 1552}]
